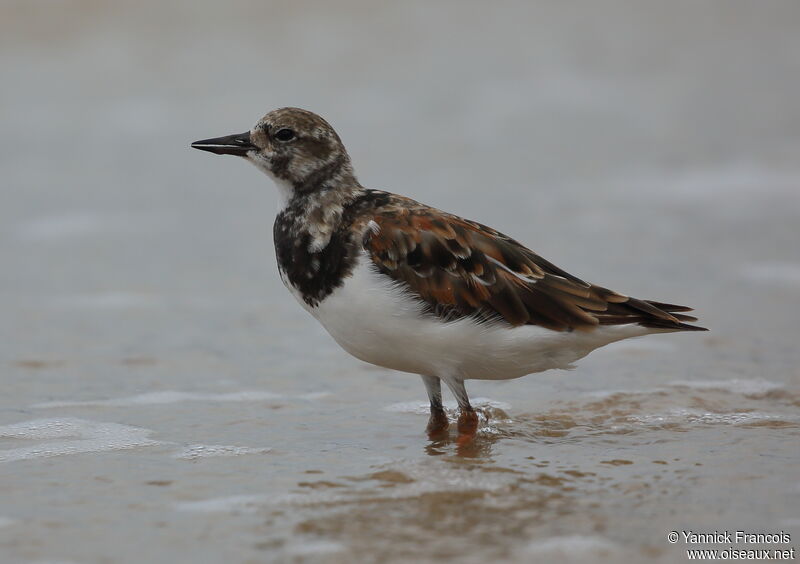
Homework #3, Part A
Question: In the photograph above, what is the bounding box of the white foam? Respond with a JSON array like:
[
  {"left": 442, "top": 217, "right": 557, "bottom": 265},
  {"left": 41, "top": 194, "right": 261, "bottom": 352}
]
[
  {"left": 32, "top": 390, "right": 282, "bottom": 408},
  {"left": 584, "top": 387, "right": 669, "bottom": 399},
  {"left": 0, "top": 418, "right": 160, "bottom": 463},
  {"left": 284, "top": 540, "right": 345, "bottom": 556},
  {"left": 525, "top": 535, "right": 620, "bottom": 557},
  {"left": 174, "top": 444, "right": 272, "bottom": 460},
  {"left": 175, "top": 495, "right": 270, "bottom": 514},
  {"left": 275, "top": 459, "right": 522, "bottom": 507},
  {"left": 176, "top": 458, "right": 522, "bottom": 515},
  {"left": 629, "top": 409, "right": 793, "bottom": 427},
  {"left": 297, "top": 391, "right": 332, "bottom": 400},
  {"left": 384, "top": 397, "right": 511, "bottom": 414},
  {"left": 741, "top": 262, "right": 800, "bottom": 286},
  {"left": 669, "top": 378, "right": 784, "bottom": 397}
]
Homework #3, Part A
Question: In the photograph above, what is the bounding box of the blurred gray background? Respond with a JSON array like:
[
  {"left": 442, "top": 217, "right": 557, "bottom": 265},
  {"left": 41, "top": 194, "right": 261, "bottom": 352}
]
[
  {"left": 2, "top": 2, "right": 799, "bottom": 563},
  {"left": 3, "top": 1, "right": 799, "bottom": 320}
]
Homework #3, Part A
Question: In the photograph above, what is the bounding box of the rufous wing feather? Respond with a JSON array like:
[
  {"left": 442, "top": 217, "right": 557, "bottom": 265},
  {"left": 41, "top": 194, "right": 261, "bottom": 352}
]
[{"left": 361, "top": 198, "right": 707, "bottom": 332}]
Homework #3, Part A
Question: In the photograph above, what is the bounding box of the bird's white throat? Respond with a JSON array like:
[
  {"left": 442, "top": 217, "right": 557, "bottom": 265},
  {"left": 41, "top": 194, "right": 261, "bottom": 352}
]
[{"left": 246, "top": 151, "right": 295, "bottom": 209}]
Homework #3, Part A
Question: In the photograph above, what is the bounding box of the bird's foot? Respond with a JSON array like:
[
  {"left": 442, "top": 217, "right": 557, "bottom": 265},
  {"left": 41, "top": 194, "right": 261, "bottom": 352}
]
[{"left": 426, "top": 407, "right": 450, "bottom": 440}]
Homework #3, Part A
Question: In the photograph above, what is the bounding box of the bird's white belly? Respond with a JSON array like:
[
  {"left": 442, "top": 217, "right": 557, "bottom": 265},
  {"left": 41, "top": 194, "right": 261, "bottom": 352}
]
[{"left": 288, "top": 256, "right": 657, "bottom": 380}]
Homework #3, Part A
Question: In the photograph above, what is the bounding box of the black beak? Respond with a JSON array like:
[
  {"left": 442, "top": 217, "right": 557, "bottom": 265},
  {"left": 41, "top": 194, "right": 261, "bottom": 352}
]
[{"left": 191, "top": 131, "right": 255, "bottom": 156}]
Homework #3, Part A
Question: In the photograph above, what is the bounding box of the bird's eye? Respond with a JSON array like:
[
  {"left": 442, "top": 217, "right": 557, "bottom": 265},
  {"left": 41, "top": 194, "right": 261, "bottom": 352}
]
[{"left": 274, "top": 128, "right": 295, "bottom": 142}]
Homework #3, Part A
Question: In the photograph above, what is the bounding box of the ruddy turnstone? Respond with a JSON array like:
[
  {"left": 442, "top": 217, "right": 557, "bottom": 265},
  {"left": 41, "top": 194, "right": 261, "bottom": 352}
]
[{"left": 192, "top": 107, "right": 706, "bottom": 441}]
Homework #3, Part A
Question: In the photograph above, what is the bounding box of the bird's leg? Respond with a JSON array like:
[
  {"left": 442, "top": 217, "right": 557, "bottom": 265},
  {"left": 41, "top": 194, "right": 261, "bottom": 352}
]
[
  {"left": 421, "top": 375, "right": 448, "bottom": 437},
  {"left": 444, "top": 378, "right": 479, "bottom": 444}
]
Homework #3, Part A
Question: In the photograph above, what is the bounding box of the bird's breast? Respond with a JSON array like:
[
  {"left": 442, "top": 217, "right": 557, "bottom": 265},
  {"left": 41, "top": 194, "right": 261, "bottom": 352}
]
[{"left": 273, "top": 212, "right": 360, "bottom": 308}]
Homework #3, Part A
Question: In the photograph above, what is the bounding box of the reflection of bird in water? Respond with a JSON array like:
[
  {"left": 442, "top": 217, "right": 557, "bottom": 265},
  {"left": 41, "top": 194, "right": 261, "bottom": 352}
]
[{"left": 193, "top": 107, "right": 707, "bottom": 445}]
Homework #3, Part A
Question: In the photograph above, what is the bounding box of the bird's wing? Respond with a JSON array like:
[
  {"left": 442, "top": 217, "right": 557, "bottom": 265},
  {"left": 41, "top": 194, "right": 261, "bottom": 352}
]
[{"left": 361, "top": 201, "right": 704, "bottom": 332}]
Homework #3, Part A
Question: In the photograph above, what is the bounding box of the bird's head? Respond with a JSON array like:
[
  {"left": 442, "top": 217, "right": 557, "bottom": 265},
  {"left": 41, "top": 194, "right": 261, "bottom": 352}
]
[{"left": 192, "top": 107, "right": 356, "bottom": 198}]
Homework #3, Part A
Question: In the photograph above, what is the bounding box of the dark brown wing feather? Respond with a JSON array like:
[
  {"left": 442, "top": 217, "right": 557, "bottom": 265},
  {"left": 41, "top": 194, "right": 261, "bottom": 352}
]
[{"left": 362, "top": 199, "right": 707, "bottom": 332}]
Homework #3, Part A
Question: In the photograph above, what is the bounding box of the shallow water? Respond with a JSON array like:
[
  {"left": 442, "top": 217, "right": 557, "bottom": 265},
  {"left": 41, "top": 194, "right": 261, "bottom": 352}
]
[{"left": 2, "top": 2, "right": 800, "bottom": 563}]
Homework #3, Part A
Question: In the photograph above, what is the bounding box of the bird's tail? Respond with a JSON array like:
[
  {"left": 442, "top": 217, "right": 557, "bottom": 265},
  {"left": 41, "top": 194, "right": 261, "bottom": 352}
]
[{"left": 595, "top": 298, "right": 708, "bottom": 331}]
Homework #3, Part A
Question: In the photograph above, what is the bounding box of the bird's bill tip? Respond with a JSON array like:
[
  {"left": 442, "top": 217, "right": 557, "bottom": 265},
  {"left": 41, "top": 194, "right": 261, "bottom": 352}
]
[{"left": 191, "top": 131, "right": 255, "bottom": 156}]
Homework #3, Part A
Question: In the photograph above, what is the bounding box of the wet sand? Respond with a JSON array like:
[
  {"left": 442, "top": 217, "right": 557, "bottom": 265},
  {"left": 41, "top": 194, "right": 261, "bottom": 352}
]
[{"left": 2, "top": 2, "right": 799, "bottom": 562}]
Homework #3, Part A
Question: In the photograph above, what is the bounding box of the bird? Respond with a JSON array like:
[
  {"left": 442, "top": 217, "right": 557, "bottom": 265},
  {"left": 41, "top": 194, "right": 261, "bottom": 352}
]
[{"left": 191, "top": 107, "right": 707, "bottom": 442}]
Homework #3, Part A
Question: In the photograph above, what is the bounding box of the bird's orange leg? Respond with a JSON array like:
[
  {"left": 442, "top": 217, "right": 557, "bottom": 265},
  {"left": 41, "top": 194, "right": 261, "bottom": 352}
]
[
  {"left": 441, "top": 377, "right": 479, "bottom": 446},
  {"left": 427, "top": 407, "right": 450, "bottom": 439}
]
